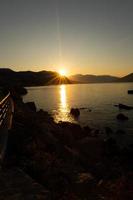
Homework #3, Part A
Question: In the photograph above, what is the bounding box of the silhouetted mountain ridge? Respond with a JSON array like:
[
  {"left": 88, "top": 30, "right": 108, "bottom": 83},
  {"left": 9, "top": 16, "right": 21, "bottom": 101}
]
[
  {"left": 118, "top": 73, "right": 133, "bottom": 82},
  {"left": 69, "top": 74, "right": 119, "bottom": 83},
  {"left": 0, "top": 68, "right": 133, "bottom": 87},
  {"left": 0, "top": 68, "right": 71, "bottom": 86},
  {"left": 69, "top": 73, "right": 133, "bottom": 83}
]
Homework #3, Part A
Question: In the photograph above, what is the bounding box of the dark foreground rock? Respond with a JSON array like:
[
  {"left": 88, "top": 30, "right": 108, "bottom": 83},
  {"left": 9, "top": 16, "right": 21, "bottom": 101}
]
[{"left": 0, "top": 168, "right": 49, "bottom": 200}]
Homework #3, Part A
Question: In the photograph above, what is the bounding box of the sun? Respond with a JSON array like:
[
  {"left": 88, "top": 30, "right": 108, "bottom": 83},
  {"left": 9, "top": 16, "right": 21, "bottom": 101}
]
[{"left": 59, "top": 69, "right": 67, "bottom": 76}]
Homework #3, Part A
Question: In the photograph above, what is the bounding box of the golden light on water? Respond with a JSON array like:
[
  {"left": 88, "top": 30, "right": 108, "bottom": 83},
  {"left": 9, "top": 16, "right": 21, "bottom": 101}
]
[
  {"left": 54, "top": 85, "right": 74, "bottom": 123},
  {"left": 58, "top": 85, "right": 69, "bottom": 121},
  {"left": 60, "top": 85, "right": 67, "bottom": 110}
]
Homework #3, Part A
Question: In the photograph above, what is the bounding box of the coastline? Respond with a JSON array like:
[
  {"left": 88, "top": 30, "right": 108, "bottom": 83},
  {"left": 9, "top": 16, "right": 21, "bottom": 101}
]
[{"left": 2, "top": 87, "right": 133, "bottom": 199}]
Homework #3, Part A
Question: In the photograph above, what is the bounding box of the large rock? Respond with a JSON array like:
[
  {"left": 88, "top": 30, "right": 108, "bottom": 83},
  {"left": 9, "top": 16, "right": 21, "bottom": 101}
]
[
  {"left": 70, "top": 108, "right": 80, "bottom": 117},
  {"left": 115, "top": 103, "right": 133, "bottom": 110},
  {"left": 58, "top": 122, "right": 83, "bottom": 144},
  {"left": 128, "top": 90, "right": 133, "bottom": 94},
  {"left": 25, "top": 102, "right": 37, "bottom": 112},
  {"left": 0, "top": 168, "right": 50, "bottom": 200},
  {"left": 76, "top": 137, "right": 104, "bottom": 164},
  {"left": 13, "top": 86, "right": 28, "bottom": 96},
  {"left": 116, "top": 113, "right": 129, "bottom": 120},
  {"left": 104, "top": 138, "right": 119, "bottom": 157}
]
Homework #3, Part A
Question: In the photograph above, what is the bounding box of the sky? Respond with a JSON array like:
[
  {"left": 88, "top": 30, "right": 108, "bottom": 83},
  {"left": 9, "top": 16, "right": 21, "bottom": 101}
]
[{"left": 0, "top": 0, "right": 133, "bottom": 76}]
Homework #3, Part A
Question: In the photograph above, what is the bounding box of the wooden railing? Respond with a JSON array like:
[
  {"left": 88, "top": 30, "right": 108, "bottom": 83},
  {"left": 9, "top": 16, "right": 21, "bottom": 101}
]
[
  {"left": 0, "top": 92, "right": 14, "bottom": 159},
  {"left": 0, "top": 92, "right": 14, "bottom": 129}
]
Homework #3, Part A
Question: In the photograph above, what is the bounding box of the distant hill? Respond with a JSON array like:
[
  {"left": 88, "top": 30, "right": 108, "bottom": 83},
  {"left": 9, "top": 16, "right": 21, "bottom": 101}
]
[
  {"left": 0, "top": 68, "right": 71, "bottom": 87},
  {"left": 69, "top": 74, "right": 119, "bottom": 83},
  {"left": 69, "top": 73, "right": 133, "bottom": 83},
  {"left": 0, "top": 68, "right": 133, "bottom": 87},
  {"left": 119, "top": 73, "right": 133, "bottom": 82}
]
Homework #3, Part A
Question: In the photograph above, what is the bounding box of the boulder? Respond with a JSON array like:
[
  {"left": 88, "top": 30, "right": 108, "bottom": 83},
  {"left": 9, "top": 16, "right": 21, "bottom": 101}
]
[
  {"left": 116, "top": 129, "right": 126, "bottom": 135},
  {"left": 70, "top": 108, "right": 80, "bottom": 117},
  {"left": 104, "top": 138, "right": 119, "bottom": 157},
  {"left": 83, "top": 126, "right": 92, "bottom": 137},
  {"left": 25, "top": 102, "right": 37, "bottom": 112},
  {"left": 76, "top": 137, "right": 104, "bottom": 164},
  {"left": 116, "top": 113, "right": 129, "bottom": 121},
  {"left": 128, "top": 90, "right": 133, "bottom": 94},
  {"left": 115, "top": 103, "right": 133, "bottom": 110},
  {"left": 105, "top": 127, "right": 113, "bottom": 136},
  {"left": 58, "top": 121, "right": 83, "bottom": 143},
  {"left": 14, "top": 86, "right": 28, "bottom": 96}
]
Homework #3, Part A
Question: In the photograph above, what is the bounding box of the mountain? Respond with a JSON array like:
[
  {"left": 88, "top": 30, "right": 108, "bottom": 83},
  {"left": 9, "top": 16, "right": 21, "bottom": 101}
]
[
  {"left": 119, "top": 73, "right": 133, "bottom": 82},
  {"left": 0, "top": 68, "right": 71, "bottom": 87},
  {"left": 69, "top": 73, "right": 133, "bottom": 83},
  {"left": 69, "top": 74, "right": 119, "bottom": 83},
  {"left": 0, "top": 68, "right": 133, "bottom": 87}
]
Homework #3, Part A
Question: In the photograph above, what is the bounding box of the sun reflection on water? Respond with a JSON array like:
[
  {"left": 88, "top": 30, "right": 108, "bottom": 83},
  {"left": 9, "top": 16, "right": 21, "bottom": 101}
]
[
  {"left": 60, "top": 85, "right": 67, "bottom": 111},
  {"left": 58, "top": 85, "right": 69, "bottom": 121},
  {"left": 54, "top": 85, "right": 75, "bottom": 123}
]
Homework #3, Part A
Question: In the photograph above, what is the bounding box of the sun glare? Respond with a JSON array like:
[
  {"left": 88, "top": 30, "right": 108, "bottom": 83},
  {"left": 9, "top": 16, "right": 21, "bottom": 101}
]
[{"left": 59, "top": 69, "right": 67, "bottom": 76}]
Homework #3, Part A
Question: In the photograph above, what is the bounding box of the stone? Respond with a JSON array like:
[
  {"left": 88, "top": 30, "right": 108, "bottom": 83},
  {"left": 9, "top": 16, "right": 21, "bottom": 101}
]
[
  {"left": 115, "top": 103, "right": 133, "bottom": 110},
  {"left": 116, "top": 129, "right": 126, "bottom": 135},
  {"left": 76, "top": 137, "right": 104, "bottom": 164},
  {"left": 70, "top": 108, "right": 80, "bottom": 117},
  {"left": 116, "top": 113, "right": 129, "bottom": 120},
  {"left": 25, "top": 102, "right": 37, "bottom": 112},
  {"left": 128, "top": 90, "right": 133, "bottom": 94}
]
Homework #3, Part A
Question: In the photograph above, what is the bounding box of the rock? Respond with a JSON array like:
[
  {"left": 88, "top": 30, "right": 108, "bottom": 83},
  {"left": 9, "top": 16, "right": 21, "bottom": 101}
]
[
  {"left": 94, "top": 129, "right": 100, "bottom": 136},
  {"left": 76, "top": 137, "right": 104, "bottom": 164},
  {"left": 83, "top": 126, "right": 92, "bottom": 136},
  {"left": 107, "top": 173, "right": 133, "bottom": 200},
  {"left": 116, "top": 113, "right": 129, "bottom": 120},
  {"left": 128, "top": 90, "right": 133, "bottom": 94},
  {"left": 79, "top": 107, "right": 87, "bottom": 110},
  {"left": 14, "top": 86, "right": 28, "bottom": 96},
  {"left": 104, "top": 138, "right": 119, "bottom": 156},
  {"left": 25, "top": 102, "right": 37, "bottom": 112},
  {"left": 115, "top": 103, "right": 133, "bottom": 110},
  {"left": 58, "top": 121, "right": 83, "bottom": 142},
  {"left": 36, "top": 109, "right": 53, "bottom": 122},
  {"left": 116, "top": 129, "right": 126, "bottom": 135},
  {"left": 70, "top": 108, "right": 80, "bottom": 117},
  {"left": 9, "top": 86, "right": 133, "bottom": 199},
  {"left": 105, "top": 127, "right": 113, "bottom": 136},
  {"left": 76, "top": 172, "right": 94, "bottom": 183},
  {"left": 90, "top": 129, "right": 102, "bottom": 137},
  {"left": 0, "top": 168, "right": 50, "bottom": 200},
  {"left": 9, "top": 86, "right": 27, "bottom": 98}
]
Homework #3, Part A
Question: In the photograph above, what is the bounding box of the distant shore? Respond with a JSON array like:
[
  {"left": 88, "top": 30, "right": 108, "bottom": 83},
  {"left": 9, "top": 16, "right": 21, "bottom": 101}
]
[{"left": 0, "top": 68, "right": 133, "bottom": 89}]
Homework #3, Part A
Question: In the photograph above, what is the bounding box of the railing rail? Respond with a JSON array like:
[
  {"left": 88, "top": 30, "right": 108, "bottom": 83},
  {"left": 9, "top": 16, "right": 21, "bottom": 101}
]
[
  {"left": 0, "top": 92, "right": 10, "bottom": 106},
  {"left": 0, "top": 92, "right": 14, "bottom": 129},
  {"left": 0, "top": 92, "right": 14, "bottom": 159}
]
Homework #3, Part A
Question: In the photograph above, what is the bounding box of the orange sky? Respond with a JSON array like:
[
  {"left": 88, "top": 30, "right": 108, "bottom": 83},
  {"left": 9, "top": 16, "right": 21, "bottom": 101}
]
[{"left": 0, "top": 0, "right": 133, "bottom": 77}]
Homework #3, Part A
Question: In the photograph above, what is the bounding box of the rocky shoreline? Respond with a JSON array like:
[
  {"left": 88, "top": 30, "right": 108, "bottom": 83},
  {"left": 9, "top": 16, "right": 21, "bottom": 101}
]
[{"left": 4, "top": 88, "right": 133, "bottom": 199}]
